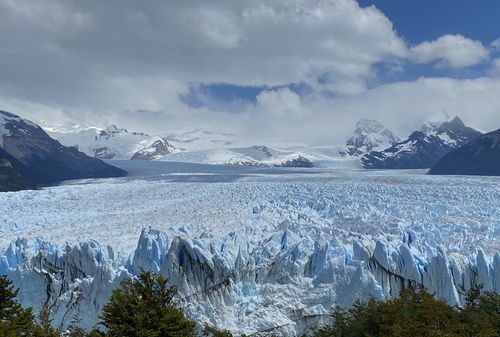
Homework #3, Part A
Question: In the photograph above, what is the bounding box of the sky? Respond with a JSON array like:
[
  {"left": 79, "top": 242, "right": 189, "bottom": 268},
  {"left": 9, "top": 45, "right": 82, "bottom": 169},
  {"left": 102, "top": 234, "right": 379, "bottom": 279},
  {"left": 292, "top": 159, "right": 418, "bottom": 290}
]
[{"left": 1, "top": 0, "right": 500, "bottom": 145}]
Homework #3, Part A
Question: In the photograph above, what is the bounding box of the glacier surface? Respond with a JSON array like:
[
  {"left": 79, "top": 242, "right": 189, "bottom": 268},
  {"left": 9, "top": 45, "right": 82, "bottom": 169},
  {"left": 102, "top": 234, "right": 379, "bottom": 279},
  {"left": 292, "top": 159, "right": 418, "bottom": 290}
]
[{"left": 0, "top": 162, "right": 499, "bottom": 335}]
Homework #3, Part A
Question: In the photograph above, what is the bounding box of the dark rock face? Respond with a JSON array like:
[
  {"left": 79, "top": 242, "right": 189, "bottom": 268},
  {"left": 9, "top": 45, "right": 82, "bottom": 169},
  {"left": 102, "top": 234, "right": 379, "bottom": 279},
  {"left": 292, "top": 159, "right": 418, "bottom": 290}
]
[
  {"left": 252, "top": 145, "right": 273, "bottom": 158},
  {"left": 131, "top": 138, "right": 175, "bottom": 160},
  {"left": 0, "top": 155, "right": 35, "bottom": 192},
  {"left": 362, "top": 117, "right": 482, "bottom": 169},
  {"left": 0, "top": 110, "right": 127, "bottom": 184},
  {"left": 94, "top": 147, "right": 116, "bottom": 160},
  {"left": 275, "top": 156, "right": 314, "bottom": 168},
  {"left": 429, "top": 129, "right": 500, "bottom": 176}
]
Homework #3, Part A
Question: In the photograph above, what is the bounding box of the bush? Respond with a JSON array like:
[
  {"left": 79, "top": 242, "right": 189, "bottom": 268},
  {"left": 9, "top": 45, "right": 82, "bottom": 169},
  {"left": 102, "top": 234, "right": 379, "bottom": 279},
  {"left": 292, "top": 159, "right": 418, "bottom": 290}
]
[{"left": 314, "top": 286, "right": 500, "bottom": 337}]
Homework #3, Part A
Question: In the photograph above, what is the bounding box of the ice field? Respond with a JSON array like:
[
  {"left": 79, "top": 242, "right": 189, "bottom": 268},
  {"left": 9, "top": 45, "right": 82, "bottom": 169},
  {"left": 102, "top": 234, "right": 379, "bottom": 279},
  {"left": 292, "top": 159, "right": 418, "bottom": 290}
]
[{"left": 0, "top": 161, "right": 499, "bottom": 335}]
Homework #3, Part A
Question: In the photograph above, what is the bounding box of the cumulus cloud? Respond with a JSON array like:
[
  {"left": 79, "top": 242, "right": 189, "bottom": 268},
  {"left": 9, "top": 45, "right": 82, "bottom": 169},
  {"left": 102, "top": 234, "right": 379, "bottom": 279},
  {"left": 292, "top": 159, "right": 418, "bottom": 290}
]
[
  {"left": 410, "top": 34, "right": 489, "bottom": 68},
  {"left": 0, "top": 0, "right": 406, "bottom": 113},
  {"left": 232, "top": 76, "right": 500, "bottom": 145},
  {"left": 255, "top": 88, "right": 306, "bottom": 119},
  {"left": 0, "top": 0, "right": 498, "bottom": 145},
  {"left": 490, "top": 58, "right": 500, "bottom": 77},
  {"left": 491, "top": 39, "right": 500, "bottom": 51}
]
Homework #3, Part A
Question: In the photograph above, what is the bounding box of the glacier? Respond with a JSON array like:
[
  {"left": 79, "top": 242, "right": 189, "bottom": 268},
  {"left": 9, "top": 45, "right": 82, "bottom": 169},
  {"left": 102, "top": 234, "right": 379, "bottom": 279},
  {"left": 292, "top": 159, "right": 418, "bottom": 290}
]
[{"left": 0, "top": 162, "right": 499, "bottom": 335}]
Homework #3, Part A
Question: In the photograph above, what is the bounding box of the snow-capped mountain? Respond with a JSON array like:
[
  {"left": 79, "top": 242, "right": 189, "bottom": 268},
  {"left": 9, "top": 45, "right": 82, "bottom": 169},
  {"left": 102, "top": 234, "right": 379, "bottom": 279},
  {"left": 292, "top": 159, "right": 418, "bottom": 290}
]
[
  {"left": 0, "top": 110, "right": 126, "bottom": 184},
  {"left": 131, "top": 137, "right": 177, "bottom": 160},
  {"left": 362, "top": 117, "right": 482, "bottom": 169},
  {"left": 340, "top": 119, "right": 399, "bottom": 157},
  {"left": 164, "top": 145, "right": 314, "bottom": 167},
  {"left": 46, "top": 124, "right": 178, "bottom": 160},
  {"left": 429, "top": 128, "right": 500, "bottom": 176},
  {"left": 47, "top": 124, "right": 313, "bottom": 167}
]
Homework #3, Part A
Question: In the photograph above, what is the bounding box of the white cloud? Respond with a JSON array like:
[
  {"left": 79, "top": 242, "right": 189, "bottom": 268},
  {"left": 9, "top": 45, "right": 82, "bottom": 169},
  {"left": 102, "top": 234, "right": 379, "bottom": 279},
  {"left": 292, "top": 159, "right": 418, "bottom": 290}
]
[
  {"left": 229, "top": 76, "right": 500, "bottom": 145},
  {"left": 0, "top": 0, "right": 498, "bottom": 146},
  {"left": 410, "top": 34, "right": 489, "bottom": 68},
  {"left": 255, "top": 88, "right": 306, "bottom": 119},
  {"left": 491, "top": 38, "right": 500, "bottom": 51},
  {"left": 0, "top": 0, "right": 408, "bottom": 109},
  {"left": 490, "top": 58, "right": 500, "bottom": 77}
]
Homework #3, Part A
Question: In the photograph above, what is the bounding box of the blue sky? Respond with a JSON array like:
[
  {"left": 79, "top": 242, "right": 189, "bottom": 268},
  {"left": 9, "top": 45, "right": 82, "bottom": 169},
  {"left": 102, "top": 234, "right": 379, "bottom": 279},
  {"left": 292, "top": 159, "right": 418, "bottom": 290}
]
[{"left": 358, "top": 0, "right": 500, "bottom": 44}]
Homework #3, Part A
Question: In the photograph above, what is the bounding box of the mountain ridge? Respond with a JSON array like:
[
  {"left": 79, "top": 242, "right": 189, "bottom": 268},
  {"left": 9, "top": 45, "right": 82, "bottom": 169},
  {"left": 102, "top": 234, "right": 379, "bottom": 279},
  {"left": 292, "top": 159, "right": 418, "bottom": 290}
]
[
  {"left": 429, "top": 128, "right": 500, "bottom": 176},
  {"left": 0, "top": 110, "right": 127, "bottom": 185},
  {"left": 361, "top": 117, "right": 482, "bottom": 169}
]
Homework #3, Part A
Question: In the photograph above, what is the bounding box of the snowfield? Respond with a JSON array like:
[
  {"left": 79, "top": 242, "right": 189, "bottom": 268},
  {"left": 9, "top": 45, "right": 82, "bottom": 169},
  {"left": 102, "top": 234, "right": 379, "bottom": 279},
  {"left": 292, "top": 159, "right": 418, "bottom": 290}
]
[{"left": 0, "top": 161, "right": 499, "bottom": 335}]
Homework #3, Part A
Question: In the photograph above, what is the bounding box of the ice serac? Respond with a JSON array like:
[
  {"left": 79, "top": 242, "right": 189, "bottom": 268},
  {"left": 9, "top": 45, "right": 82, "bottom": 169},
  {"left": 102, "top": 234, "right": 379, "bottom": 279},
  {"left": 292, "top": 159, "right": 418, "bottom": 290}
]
[
  {"left": 0, "top": 237, "right": 127, "bottom": 331},
  {"left": 128, "top": 228, "right": 170, "bottom": 274},
  {"left": 2, "top": 227, "right": 498, "bottom": 336},
  {"left": 362, "top": 117, "right": 482, "bottom": 169}
]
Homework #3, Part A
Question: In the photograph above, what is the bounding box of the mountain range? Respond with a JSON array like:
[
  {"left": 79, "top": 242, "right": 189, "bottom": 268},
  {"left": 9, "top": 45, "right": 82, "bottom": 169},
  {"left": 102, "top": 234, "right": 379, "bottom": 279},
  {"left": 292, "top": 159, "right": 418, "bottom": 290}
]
[
  {"left": 361, "top": 117, "right": 482, "bottom": 169},
  {"left": 45, "top": 124, "right": 179, "bottom": 160},
  {"left": 43, "top": 116, "right": 496, "bottom": 174},
  {"left": 47, "top": 124, "right": 317, "bottom": 168},
  {"left": 2, "top": 108, "right": 498, "bottom": 191}
]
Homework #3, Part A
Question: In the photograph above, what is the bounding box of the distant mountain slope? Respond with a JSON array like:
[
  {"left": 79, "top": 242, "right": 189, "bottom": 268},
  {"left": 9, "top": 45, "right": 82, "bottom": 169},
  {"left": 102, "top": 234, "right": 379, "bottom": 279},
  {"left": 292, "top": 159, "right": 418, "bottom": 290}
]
[
  {"left": 164, "top": 145, "right": 314, "bottom": 167},
  {"left": 362, "top": 117, "right": 482, "bottom": 169},
  {"left": 341, "top": 119, "right": 399, "bottom": 157},
  {"left": 0, "top": 110, "right": 126, "bottom": 184},
  {"left": 130, "top": 137, "right": 177, "bottom": 160},
  {"left": 47, "top": 124, "right": 315, "bottom": 167},
  {"left": 0, "top": 155, "right": 35, "bottom": 192},
  {"left": 429, "top": 128, "right": 500, "bottom": 176},
  {"left": 46, "top": 124, "right": 178, "bottom": 160}
]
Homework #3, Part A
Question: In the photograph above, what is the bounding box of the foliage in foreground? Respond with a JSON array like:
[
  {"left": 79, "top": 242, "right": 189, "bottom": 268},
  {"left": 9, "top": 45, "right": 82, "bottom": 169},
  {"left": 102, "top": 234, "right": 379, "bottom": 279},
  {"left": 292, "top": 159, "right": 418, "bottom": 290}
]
[
  {"left": 0, "top": 275, "right": 35, "bottom": 337},
  {"left": 314, "top": 285, "right": 500, "bottom": 337},
  {"left": 100, "top": 269, "right": 195, "bottom": 337},
  {"left": 1, "top": 272, "right": 499, "bottom": 337}
]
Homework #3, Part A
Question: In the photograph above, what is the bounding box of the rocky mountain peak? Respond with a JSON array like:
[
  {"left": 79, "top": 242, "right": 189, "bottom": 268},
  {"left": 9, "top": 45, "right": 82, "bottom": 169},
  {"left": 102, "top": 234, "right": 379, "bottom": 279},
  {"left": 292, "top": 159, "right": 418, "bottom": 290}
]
[
  {"left": 362, "top": 117, "right": 482, "bottom": 169},
  {"left": 131, "top": 137, "right": 176, "bottom": 160},
  {"left": 341, "top": 119, "right": 399, "bottom": 157}
]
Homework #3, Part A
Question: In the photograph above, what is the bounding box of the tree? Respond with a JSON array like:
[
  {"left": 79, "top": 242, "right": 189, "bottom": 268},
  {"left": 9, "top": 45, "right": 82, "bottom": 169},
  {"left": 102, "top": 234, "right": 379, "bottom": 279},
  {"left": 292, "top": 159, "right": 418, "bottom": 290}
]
[
  {"left": 0, "top": 275, "right": 35, "bottom": 337},
  {"left": 33, "top": 304, "right": 61, "bottom": 337},
  {"left": 66, "top": 316, "right": 87, "bottom": 337},
  {"left": 458, "top": 274, "right": 496, "bottom": 337},
  {"left": 313, "top": 289, "right": 471, "bottom": 337},
  {"left": 100, "top": 269, "right": 195, "bottom": 337},
  {"left": 85, "top": 329, "right": 105, "bottom": 337},
  {"left": 477, "top": 292, "right": 500, "bottom": 335}
]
